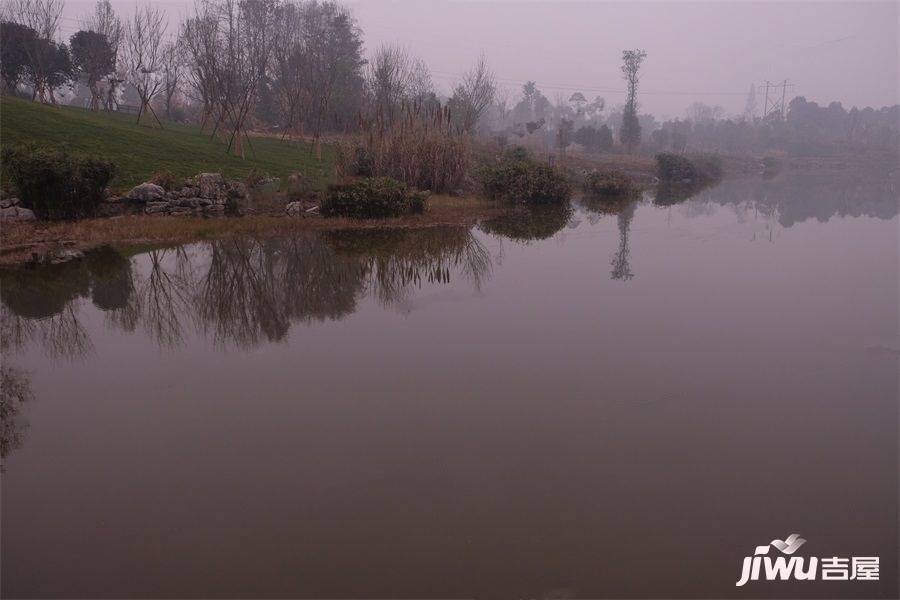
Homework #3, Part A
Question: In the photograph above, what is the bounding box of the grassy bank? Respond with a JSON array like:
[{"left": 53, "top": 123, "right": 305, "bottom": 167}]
[
  {"left": 0, "top": 96, "right": 331, "bottom": 192},
  {"left": 0, "top": 195, "right": 504, "bottom": 266}
]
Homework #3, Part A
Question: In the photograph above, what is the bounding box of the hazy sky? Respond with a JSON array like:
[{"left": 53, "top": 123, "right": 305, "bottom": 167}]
[{"left": 61, "top": 0, "right": 899, "bottom": 118}]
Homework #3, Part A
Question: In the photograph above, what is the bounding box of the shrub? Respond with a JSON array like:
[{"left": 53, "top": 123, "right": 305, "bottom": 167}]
[
  {"left": 148, "top": 169, "right": 182, "bottom": 191},
  {"left": 656, "top": 152, "right": 722, "bottom": 185},
  {"left": 320, "top": 177, "right": 427, "bottom": 219},
  {"left": 479, "top": 149, "right": 571, "bottom": 204},
  {"left": 656, "top": 153, "right": 697, "bottom": 183},
  {"left": 2, "top": 147, "right": 114, "bottom": 220},
  {"left": 584, "top": 169, "right": 636, "bottom": 196}
]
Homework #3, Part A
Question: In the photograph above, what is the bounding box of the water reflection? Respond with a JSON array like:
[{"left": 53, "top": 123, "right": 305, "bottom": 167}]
[
  {"left": 1, "top": 171, "right": 897, "bottom": 596},
  {"left": 673, "top": 170, "right": 898, "bottom": 225},
  {"left": 0, "top": 228, "right": 492, "bottom": 356},
  {"left": 479, "top": 204, "right": 574, "bottom": 243}
]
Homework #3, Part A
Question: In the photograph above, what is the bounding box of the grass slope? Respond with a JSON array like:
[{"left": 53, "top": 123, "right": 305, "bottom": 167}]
[{"left": 1, "top": 96, "right": 331, "bottom": 192}]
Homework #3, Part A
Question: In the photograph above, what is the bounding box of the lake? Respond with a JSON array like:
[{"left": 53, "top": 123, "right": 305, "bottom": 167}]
[{"left": 2, "top": 172, "right": 897, "bottom": 598}]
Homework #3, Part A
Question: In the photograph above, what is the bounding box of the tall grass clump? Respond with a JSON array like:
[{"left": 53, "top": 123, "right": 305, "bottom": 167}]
[
  {"left": 478, "top": 147, "right": 571, "bottom": 204},
  {"left": 2, "top": 146, "right": 115, "bottom": 220},
  {"left": 320, "top": 177, "right": 427, "bottom": 219},
  {"left": 336, "top": 102, "right": 470, "bottom": 194}
]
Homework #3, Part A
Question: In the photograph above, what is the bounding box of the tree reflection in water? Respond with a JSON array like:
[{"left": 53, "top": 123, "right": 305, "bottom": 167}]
[
  {"left": 0, "top": 228, "right": 492, "bottom": 354},
  {"left": 579, "top": 195, "right": 640, "bottom": 282},
  {"left": 324, "top": 228, "right": 491, "bottom": 308}
]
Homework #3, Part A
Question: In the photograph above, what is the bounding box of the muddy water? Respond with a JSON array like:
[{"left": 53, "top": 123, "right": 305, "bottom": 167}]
[{"left": 2, "top": 173, "right": 897, "bottom": 598}]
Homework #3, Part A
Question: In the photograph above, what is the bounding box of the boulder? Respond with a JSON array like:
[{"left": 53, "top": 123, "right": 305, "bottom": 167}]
[
  {"left": 124, "top": 182, "right": 166, "bottom": 203},
  {"left": 144, "top": 201, "right": 170, "bottom": 214},
  {"left": 196, "top": 173, "right": 226, "bottom": 199},
  {"left": 175, "top": 197, "right": 201, "bottom": 209},
  {"left": 178, "top": 185, "right": 199, "bottom": 198},
  {"left": 0, "top": 197, "right": 20, "bottom": 209},
  {"left": 0, "top": 206, "right": 35, "bottom": 221}
]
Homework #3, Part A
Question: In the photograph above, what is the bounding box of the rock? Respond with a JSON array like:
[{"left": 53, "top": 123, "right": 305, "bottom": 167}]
[
  {"left": 0, "top": 197, "right": 20, "bottom": 209},
  {"left": 227, "top": 181, "right": 249, "bottom": 200},
  {"left": 50, "top": 249, "right": 84, "bottom": 264},
  {"left": 195, "top": 197, "right": 213, "bottom": 207},
  {"left": 179, "top": 185, "right": 200, "bottom": 198},
  {"left": 124, "top": 182, "right": 166, "bottom": 203},
  {"left": 175, "top": 197, "right": 201, "bottom": 209},
  {"left": 168, "top": 206, "right": 193, "bottom": 215},
  {"left": 0, "top": 206, "right": 35, "bottom": 221},
  {"left": 203, "top": 204, "right": 225, "bottom": 213},
  {"left": 285, "top": 201, "right": 303, "bottom": 216},
  {"left": 197, "top": 173, "right": 225, "bottom": 199},
  {"left": 144, "top": 201, "right": 170, "bottom": 214}
]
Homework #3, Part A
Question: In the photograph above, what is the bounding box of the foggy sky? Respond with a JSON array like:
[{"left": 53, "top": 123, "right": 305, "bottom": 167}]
[{"left": 60, "top": 0, "right": 899, "bottom": 119}]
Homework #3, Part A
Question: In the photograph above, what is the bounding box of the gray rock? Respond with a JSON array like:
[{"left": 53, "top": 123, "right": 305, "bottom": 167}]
[
  {"left": 179, "top": 185, "right": 200, "bottom": 198},
  {"left": 144, "top": 201, "right": 170, "bottom": 214},
  {"left": 168, "top": 206, "right": 193, "bottom": 215},
  {"left": 285, "top": 201, "right": 303, "bottom": 216},
  {"left": 197, "top": 173, "right": 225, "bottom": 199},
  {"left": 125, "top": 182, "right": 166, "bottom": 203},
  {"left": 175, "top": 197, "right": 201, "bottom": 208},
  {"left": 50, "top": 249, "right": 84, "bottom": 264},
  {"left": 0, "top": 206, "right": 35, "bottom": 221},
  {"left": 0, "top": 197, "right": 20, "bottom": 209}
]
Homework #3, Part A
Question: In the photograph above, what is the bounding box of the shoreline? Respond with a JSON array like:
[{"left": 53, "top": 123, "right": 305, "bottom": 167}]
[{"left": 0, "top": 195, "right": 506, "bottom": 267}]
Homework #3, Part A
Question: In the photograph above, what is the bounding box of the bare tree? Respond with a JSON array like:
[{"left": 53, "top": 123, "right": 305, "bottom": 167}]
[
  {"left": 123, "top": 3, "right": 168, "bottom": 126},
  {"left": 161, "top": 41, "right": 182, "bottom": 119},
  {"left": 179, "top": 1, "right": 220, "bottom": 130},
  {"left": 367, "top": 45, "right": 413, "bottom": 126},
  {"left": 450, "top": 54, "right": 496, "bottom": 133}
]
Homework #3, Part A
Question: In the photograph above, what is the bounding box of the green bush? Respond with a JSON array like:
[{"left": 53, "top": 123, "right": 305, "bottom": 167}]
[
  {"left": 656, "top": 153, "right": 697, "bottom": 183},
  {"left": 584, "top": 169, "right": 636, "bottom": 196},
  {"left": 2, "top": 147, "right": 114, "bottom": 219},
  {"left": 479, "top": 148, "right": 571, "bottom": 204},
  {"left": 656, "top": 152, "right": 722, "bottom": 185},
  {"left": 321, "top": 177, "right": 427, "bottom": 219}
]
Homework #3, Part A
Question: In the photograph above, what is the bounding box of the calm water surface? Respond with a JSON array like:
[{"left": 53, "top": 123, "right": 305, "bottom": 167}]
[{"left": 2, "top": 173, "right": 898, "bottom": 598}]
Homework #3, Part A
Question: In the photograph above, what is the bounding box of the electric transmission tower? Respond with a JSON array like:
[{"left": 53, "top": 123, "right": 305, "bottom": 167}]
[{"left": 760, "top": 80, "right": 794, "bottom": 120}]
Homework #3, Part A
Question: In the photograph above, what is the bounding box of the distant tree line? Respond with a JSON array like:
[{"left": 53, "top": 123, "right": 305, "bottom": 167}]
[{"left": 1, "top": 1, "right": 896, "bottom": 158}]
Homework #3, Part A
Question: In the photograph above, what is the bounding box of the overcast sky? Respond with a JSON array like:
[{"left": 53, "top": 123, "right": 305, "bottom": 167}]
[{"left": 60, "top": 0, "right": 899, "bottom": 119}]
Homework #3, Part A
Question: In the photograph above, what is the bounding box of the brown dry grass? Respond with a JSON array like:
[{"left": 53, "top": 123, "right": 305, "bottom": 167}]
[{"left": 0, "top": 195, "right": 505, "bottom": 266}]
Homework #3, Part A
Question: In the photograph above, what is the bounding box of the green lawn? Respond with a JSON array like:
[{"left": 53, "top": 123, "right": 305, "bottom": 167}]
[{"left": 0, "top": 96, "right": 332, "bottom": 192}]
